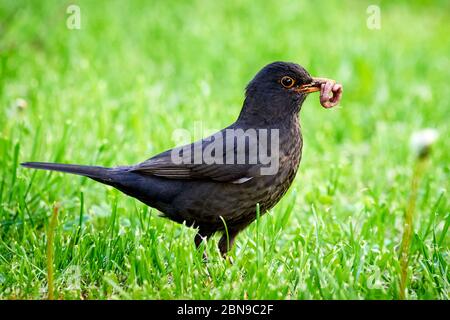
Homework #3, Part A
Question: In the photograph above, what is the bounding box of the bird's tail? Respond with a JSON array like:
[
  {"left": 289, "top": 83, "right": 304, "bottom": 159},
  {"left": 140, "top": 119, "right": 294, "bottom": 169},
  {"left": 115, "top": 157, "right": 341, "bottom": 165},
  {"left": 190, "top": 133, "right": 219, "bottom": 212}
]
[{"left": 21, "top": 162, "right": 114, "bottom": 182}]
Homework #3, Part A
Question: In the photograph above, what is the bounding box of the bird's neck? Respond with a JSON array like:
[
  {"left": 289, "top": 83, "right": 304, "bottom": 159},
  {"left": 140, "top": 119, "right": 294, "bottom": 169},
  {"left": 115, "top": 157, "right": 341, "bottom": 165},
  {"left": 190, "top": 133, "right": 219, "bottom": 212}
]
[{"left": 236, "top": 95, "right": 304, "bottom": 128}]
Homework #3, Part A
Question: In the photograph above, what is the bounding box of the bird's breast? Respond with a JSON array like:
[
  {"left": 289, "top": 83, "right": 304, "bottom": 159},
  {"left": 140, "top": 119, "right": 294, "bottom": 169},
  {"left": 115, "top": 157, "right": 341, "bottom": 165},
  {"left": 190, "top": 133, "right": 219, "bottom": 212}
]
[{"left": 246, "top": 120, "right": 303, "bottom": 212}]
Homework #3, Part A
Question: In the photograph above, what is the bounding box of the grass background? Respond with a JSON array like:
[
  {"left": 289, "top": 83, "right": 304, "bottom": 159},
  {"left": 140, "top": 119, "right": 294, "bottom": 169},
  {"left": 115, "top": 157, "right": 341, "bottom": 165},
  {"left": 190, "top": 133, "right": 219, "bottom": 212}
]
[{"left": 0, "top": 0, "right": 448, "bottom": 299}]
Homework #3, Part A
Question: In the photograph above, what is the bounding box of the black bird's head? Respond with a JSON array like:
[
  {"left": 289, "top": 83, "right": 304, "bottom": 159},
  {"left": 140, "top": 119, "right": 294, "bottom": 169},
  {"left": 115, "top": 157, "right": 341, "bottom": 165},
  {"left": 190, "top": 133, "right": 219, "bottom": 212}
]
[{"left": 238, "top": 61, "right": 337, "bottom": 124}]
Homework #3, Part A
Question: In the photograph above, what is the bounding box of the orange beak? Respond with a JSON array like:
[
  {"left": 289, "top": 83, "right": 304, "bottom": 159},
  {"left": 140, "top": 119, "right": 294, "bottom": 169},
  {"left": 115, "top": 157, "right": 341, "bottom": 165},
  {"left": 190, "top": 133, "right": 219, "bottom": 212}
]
[{"left": 296, "top": 77, "right": 336, "bottom": 94}]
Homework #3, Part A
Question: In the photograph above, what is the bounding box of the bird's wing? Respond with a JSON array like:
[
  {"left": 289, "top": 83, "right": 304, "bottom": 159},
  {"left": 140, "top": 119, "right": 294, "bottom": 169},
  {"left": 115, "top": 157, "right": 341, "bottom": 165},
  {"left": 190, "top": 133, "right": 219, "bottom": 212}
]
[{"left": 130, "top": 132, "right": 264, "bottom": 183}]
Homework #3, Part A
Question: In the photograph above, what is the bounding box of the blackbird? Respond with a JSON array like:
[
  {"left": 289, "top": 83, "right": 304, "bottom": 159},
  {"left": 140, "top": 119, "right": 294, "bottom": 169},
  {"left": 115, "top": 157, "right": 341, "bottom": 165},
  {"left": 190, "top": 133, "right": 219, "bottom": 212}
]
[{"left": 22, "top": 62, "right": 342, "bottom": 257}]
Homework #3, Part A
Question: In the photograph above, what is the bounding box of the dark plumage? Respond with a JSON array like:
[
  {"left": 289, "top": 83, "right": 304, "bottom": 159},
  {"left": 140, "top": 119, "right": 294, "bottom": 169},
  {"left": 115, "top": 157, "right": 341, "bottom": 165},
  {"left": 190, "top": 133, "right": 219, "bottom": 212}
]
[{"left": 21, "top": 62, "right": 342, "bottom": 257}]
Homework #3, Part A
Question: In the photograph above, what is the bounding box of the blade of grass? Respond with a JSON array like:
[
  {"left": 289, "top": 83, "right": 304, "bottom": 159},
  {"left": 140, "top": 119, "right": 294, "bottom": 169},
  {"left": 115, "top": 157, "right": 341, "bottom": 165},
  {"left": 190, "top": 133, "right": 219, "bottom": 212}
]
[{"left": 47, "top": 203, "right": 59, "bottom": 300}]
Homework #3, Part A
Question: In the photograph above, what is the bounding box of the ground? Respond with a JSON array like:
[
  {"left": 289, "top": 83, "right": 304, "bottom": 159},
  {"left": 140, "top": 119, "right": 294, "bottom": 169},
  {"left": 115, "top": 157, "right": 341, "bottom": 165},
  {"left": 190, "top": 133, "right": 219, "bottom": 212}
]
[{"left": 0, "top": 0, "right": 448, "bottom": 299}]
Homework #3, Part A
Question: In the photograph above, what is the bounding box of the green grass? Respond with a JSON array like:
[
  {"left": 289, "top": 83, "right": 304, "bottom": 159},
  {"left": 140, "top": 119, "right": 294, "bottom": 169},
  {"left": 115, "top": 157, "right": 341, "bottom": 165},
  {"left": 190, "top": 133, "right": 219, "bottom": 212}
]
[{"left": 0, "top": 0, "right": 449, "bottom": 299}]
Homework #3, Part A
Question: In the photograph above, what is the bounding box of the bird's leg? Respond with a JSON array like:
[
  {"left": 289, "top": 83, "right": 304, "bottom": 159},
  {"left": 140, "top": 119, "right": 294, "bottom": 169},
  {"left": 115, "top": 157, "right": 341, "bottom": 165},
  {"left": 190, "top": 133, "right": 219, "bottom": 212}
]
[
  {"left": 195, "top": 231, "right": 211, "bottom": 261},
  {"left": 218, "top": 229, "right": 239, "bottom": 258}
]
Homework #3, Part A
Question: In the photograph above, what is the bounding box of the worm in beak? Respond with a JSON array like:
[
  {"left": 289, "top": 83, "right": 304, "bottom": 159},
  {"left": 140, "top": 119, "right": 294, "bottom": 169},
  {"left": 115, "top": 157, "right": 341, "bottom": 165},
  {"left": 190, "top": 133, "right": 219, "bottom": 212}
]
[{"left": 297, "top": 77, "right": 343, "bottom": 108}]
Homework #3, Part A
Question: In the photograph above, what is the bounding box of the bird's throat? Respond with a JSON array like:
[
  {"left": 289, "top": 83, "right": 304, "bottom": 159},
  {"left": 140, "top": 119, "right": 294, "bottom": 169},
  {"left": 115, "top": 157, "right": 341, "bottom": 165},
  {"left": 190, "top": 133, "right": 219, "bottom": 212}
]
[{"left": 237, "top": 94, "right": 304, "bottom": 126}]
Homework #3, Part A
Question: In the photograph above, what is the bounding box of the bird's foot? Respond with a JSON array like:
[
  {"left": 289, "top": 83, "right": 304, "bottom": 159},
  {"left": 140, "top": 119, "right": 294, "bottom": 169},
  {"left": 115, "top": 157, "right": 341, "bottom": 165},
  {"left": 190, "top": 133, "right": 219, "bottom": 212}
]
[{"left": 223, "top": 254, "right": 234, "bottom": 265}]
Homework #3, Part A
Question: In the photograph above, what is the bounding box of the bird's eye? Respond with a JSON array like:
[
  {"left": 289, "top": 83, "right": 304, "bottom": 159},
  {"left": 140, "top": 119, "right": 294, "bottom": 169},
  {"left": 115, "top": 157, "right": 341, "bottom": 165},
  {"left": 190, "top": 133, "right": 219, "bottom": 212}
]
[{"left": 281, "top": 76, "right": 295, "bottom": 88}]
